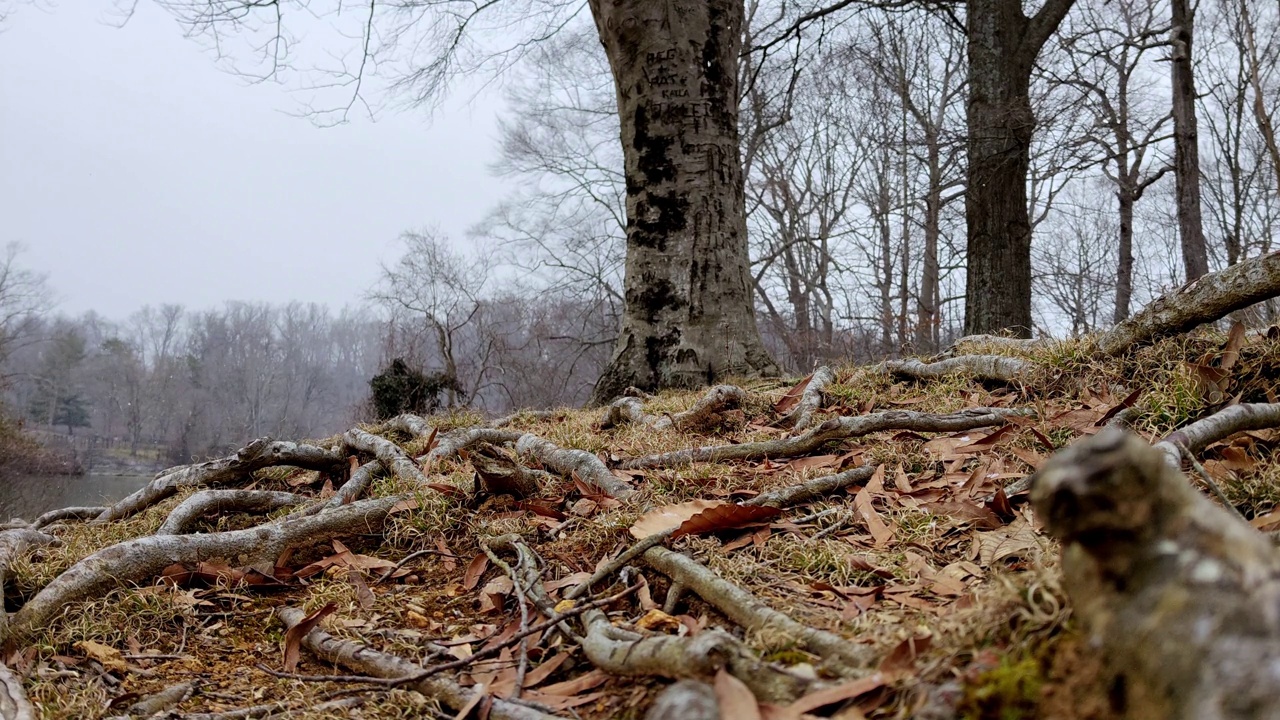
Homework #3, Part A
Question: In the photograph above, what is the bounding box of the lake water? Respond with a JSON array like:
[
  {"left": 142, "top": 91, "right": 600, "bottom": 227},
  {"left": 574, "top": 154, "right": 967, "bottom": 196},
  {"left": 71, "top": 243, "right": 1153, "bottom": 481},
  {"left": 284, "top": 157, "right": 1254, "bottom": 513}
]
[{"left": 0, "top": 473, "right": 152, "bottom": 522}]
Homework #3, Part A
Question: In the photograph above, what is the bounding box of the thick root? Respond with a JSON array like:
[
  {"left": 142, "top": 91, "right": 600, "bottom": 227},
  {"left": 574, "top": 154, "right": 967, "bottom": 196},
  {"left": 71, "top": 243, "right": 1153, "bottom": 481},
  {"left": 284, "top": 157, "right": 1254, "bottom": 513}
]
[
  {"left": 276, "top": 607, "right": 565, "bottom": 720},
  {"left": 7, "top": 495, "right": 406, "bottom": 642},
  {"left": 94, "top": 440, "right": 344, "bottom": 523},
  {"left": 619, "top": 407, "right": 1027, "bottom": 469},
  {"left": 515, "top": 434, "right": 635, "bottom": 499},
  {"left": 157, "top": 490, "right": 305, "bottom": 535},
  {"left": 1033, "top": 428, "right": 1280, "bottom": 718},
  {"left": 881, "top": 355, "right": 1032, "bottom": 384}
]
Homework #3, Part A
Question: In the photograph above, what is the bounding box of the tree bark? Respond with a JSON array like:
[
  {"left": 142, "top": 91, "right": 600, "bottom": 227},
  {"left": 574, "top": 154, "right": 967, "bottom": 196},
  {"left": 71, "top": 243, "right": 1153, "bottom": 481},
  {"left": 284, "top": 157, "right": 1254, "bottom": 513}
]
[
  {"left": 963, "top": 0, "right": 1075, "bottom": 336},
  {"left": 1170, "top": 0, "right": 1210, "bottom": 281},
  {"left": 588, "top": 0, "right": 778, "bottom": 404}
]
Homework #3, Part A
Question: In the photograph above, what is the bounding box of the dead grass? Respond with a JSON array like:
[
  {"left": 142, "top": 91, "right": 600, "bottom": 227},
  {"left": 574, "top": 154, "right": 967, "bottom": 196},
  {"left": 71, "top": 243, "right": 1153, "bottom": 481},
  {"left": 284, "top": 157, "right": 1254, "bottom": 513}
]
[{"left": 9, "top": 330, "right": 1279, "bottom": 718}]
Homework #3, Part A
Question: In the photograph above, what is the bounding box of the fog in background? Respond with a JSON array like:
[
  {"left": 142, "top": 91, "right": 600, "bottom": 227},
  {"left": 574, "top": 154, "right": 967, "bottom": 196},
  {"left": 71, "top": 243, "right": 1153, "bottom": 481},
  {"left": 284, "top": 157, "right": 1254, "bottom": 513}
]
[{"left": 1, "top": 1, "right": 509, "bottom": 317}]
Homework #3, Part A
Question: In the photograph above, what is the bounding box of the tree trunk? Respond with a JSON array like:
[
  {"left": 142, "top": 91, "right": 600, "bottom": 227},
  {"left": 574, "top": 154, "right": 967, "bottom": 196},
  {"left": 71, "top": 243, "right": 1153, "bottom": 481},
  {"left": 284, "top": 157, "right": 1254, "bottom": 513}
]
[
  {"left": 1170, "top": 0, "right": 1210, "bottom": 281},
  {"left": 963, "top": 0, "right": 1075, "bottom": 337},
  {"left": 964, "top": 3, "right": 1036, "bottom": 338},
  {"left": 916, "top": 145, "right": 942, "bottom": 353},
  {"left": 1114, "top": 189, "right": 1135, "bottom": 323},
  {"left": 588, "top": 0, "right": 778, "bottom": 404}
]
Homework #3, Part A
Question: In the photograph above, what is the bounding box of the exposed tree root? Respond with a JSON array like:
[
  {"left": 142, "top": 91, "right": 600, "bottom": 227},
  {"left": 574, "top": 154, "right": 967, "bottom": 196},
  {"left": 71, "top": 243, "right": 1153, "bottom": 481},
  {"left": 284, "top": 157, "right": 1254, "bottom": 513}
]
[
  {"left": 123, "top": 680, "right": 197, "bottom": 716},
  {"left": 619, "top": 408, "right": 1026, "bottom": 469},
  {"left": 0, "top": 662, "right": 35, "bottom": 720},
  {"left": 1033, "top": 428, "right": 1280, "bottom": 718},
  {"left": 642, "top": 546, "right": 871, "bottom": 674},
  {"left": 344, "top": 428, "right": 428, "bottom": 488},
  {"left": 6, "top": 495, "right": 406, "bottom": 642},
  {"left": 515, "top": 434, "right": 635, "bottom": 499},
  {"left": 0, "top": 528, "right": 56, "bottom": 635},
  {"left": 881, "top": 355, "right": 1032, "bottom": 384},
  {"left": 382, "top": 413, "right": 434, "bottom": 438},
  {"left": 642, "top": 679, "right": 718, "bottom": 720},
  {"left": 780, "top": 367, "right": 834, "bottom": 432},
  {"left": 1097, "top": 249, "right": 1280, "bottom": 356},
  {"left": 603, "top": 385, "right": 747, "bottom": 431},
  {"left": 1156, "top": 403, "right": 1280, "bottom": 469},
  {"left": 580, "top": 612, "right": 815, "bottom": 704},
  {"left": 33, "top": 507, "right": 106, "bottom": 529},
  {"left": 276, "top": 607, "right": 566, "bottom": 720},
  {"left": 425, "top": 428, "right": 523, "bottom": 464},
  {"left": 94, "top": 440, "right": 345, "bottom": 524},
  {"left": 320, "top": 460, "right": 381, "bottom": 510},
  {"left": 746, "top": 465, "right": 876, "bottom": 508},
  {"left": 157, "top": 490, "right": 305, "bottom": 535},
  {"left": 157, "top": 697, "right": 365, "bottom": 720}
]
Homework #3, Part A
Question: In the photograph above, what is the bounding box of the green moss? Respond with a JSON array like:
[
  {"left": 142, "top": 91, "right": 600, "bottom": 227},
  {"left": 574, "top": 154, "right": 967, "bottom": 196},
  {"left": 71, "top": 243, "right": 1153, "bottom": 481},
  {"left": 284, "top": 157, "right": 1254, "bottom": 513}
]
[{"left": 960, "top": 655, "right": 1045, "bottom": 720}]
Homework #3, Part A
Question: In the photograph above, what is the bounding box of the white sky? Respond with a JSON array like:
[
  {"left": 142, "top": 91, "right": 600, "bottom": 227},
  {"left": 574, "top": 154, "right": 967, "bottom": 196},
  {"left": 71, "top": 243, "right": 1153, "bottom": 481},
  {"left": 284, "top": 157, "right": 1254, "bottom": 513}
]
[{"left": 0, "top": 1, "right": 510, "bottom": 319}]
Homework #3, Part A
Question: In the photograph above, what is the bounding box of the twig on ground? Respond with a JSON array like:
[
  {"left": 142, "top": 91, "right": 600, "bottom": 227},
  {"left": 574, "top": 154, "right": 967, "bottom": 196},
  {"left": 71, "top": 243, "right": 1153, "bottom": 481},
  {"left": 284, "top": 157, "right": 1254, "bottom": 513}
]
[
  {"left": 780, "top": 367, "right": 834, "bottom": 432},
  {"left": 618, "top": 408, "right": 1027, "bottom": 469}
]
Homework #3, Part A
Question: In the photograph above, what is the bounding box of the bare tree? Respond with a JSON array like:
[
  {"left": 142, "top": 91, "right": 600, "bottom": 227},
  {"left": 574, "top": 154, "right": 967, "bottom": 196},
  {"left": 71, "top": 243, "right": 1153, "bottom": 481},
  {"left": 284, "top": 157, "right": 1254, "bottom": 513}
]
[
  {"left": 1053, "top": 0, "right": 1173, "bottom": 321},
  {"left": 1170, "top": 0, "right": 1211, "bottom": 280},
  {"left": 0, "top": 243, "right": 53, "bottom": 382},
  {"left": 369, "top": 231, "right": 489, "bottom": 408}
]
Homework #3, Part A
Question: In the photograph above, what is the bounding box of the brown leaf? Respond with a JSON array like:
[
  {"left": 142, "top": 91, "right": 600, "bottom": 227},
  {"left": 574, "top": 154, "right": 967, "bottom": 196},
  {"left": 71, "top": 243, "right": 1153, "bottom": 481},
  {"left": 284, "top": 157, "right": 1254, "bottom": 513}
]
[
  {"left": 715, "top": 669, "right": 762, "bottom": 720},
  {"left": 986, "top": 486, "right": 1016, "bottom": 523},
  {"left": 854, "top": 474, "right": 893, "bottom": 547},
  {"left": 348, "top": 566, "right": 375, "bottom": 610},
  {"left": 671, "top": 504, "right": 783, "bottom": 539},
  {"left": 955, "top": 425, "right": 1016, "bottom": 452},
  {"left": 76, "top": 640, "right": 130, "bottom": 673},
  {"left": 282, "top": 602, "right": 337, "bottom": 672},
  {"left": 463, "top": 554, "right": 489, "bottom": 591},
  {"left": 1097, "top": 389, "right": 1142, "bottom": 425},
  {"left": 788, "top": 674, "right": 886, "bottom": 714},
  {"left": 921, "top": 501, "right": 1003, "bottom": 530},
  {"left": 775, "top": 373, "right": 814, "bottom": 415},
  {"left": 1220, "top": 321, "right": 1247, "bottom": 372},
  {"left": 635, "top": 609, "right": 682, "bottom": 633},
  {"left": 428, "top": 482, "right": 468, "bottom": 499},
  {"left": 630, "top": 499, "right": 727, "bottom": 538},
  {"left": 538, "top": 670, "right": 610, "bottom": 696},
  {"left": 787, "top": 454, "right": 842, "bottom": 472},
  {"left": 879, "top": 634, "right": 932, "bottom": 679}
]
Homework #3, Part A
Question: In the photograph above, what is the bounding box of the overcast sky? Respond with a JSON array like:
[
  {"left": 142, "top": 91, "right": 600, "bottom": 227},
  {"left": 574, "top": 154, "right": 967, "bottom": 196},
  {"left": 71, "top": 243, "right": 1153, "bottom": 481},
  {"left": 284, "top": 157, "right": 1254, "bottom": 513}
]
[{"left": 0, "top": 2, "right": 510, "bottom": 319}]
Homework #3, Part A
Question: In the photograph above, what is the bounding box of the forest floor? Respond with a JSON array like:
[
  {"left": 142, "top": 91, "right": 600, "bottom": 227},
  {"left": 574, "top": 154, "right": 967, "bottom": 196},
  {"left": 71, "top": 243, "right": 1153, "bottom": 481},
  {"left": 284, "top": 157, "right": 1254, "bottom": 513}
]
[{"left": 7, "top": 329, "right": 1280, "bottom": 720}]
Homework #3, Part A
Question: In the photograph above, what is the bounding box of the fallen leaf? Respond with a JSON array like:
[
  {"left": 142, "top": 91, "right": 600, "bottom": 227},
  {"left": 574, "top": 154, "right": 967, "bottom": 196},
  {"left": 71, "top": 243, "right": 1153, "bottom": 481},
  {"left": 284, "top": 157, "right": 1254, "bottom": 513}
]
[
  {"left": 789, "top": 674, "right": 886, "bottom": 714},
  {"left": 715, "top": 669, "right": 762, "bottom": 720},
  {"left": 463, "top": 555, "right": 490, "bottom": 591},
  {"left": 975, "top": 517, "right": 1043, "bottom": 565},
  {"left": 1220, "top": 321, "right": 1247, "bottom": 372},
  {"left": 671, "top": 504, "right": 782, "bottom": 539},
  {"left": 775, "top": 374, "right": 814, "bottom": 415},
  {"left": 635, "top": 609, "right": 683, "bottom": 633},
  {"left": 630, "top": 499, "right": 728, "bottom": 538},
  {"left": 854, "top": 471, "right": 893, "bottom": 547},
  {"left": 282, "top": 602, "right": 337, "bottom": 672},
  {"left": 348, "top": 566, "right": 375, "bottom": 610},
  {"left": 75, "top": 640, "right": 129, "bottom": 673},
  {"left": 879, "top": 634, "right": 932, "bottom": 679}
]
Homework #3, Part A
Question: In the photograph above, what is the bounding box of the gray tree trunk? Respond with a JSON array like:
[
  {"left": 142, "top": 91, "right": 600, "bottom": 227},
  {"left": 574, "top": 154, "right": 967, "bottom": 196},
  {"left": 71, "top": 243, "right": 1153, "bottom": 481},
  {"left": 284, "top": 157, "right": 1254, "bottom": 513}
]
[
  {"left": 1170, "top": 0, "right": 1210, "bottom": 281},
  {"left": 588, "top": 0, "right": 778, "bottom": 405},
  {"left": 963, "top": 0, "right": 1076, "bottom": 337}
]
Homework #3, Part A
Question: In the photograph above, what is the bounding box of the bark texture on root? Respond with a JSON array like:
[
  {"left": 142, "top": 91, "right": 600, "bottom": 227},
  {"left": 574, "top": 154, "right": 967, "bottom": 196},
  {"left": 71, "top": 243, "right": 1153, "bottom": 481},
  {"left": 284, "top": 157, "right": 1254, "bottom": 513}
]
[
  {"left": 643, "top": 680, "right": 719, "bottom": 720},
  {"left": 0, "top": 662, "right": 35, "bottom": 720},
  {"left": 580, "top": 612, "right": 814, "bottom": 703},
  {"left": 382, "top": 413, "right": 433, "bottom": 438},
  {"left": 94, "top": 440, "right": 345, "bottom": 524},
  {"left": 780, "top": 367, "right": 834, "bottom": 433},
  {"left": 1097, "top": 250, "right": 1280, "bottom": 356},
  {"left": 619, "top": 408, "right": 1026, "bottom": 469},
  {"left": 493, "top": 410, "right": 564, "bottom": 428},
  {"left": 1032, "top": 428, "right": 1280, "bottom": 719},
  {"left": 515, "top": 434, "right": 635, "bottom": 499},
  {"left": 1156, "top": 403, "right": 1280, "bottom": 470},
  {"left": 425, "top": 428, "right": 524, "bottom": 464},
  {"left": 881, "top": 356, "right": 1032, "bottom": 384},
  {"left": 33, "top": 507, "right": 106, "bottom": 529},
  {"left": 344, "top": 428, "right": 429, "bottom": 488},
  {"left": 276, "top": 607, "right": 565, "bottom": 720},
  {"left": 0, "top": 528, "right": 56, "bottom": 636},
  {"left": 7, "top": 495, "right": 406, "bottom": 641},
  {"left": 745, "top": 465, "right": 876, "bottom": 508},
  {"left": 643, "top": 546, "right": 871, "bottom": 674},
  {"left": 157, "top": 490, "right": 305, "bottom": 535},
  {"left": 603, "top": 385, "right": 746, "bottom": 431}
]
